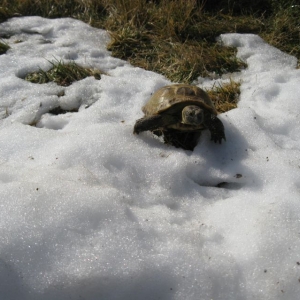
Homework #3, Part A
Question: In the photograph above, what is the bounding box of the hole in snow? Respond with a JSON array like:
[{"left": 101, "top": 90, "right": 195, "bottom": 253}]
[
  {"left": 22, "top": 59, "right": 104, "bottom": 86},
  {"left": 215, "top": 182, "right": 244, "bottom": 190},
  {"left": 188, "top": 173, "right": 247, "bottom": 190},
  {"left": 32, "top": 106, "right": 79, "bottom": 130},
  {"left": 48, "top": 106, "right": 78, "bottom": 115},
  {"left": 35, "top": 112, "right": 72, "bottom": 130},
  {"left": 192, "top": 180, "right": 245, "bottom": 190}
]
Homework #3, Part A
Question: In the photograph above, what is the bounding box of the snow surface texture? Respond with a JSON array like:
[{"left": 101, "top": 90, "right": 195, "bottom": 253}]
[{"left": 0, "top": 16, "right": 300, "bottom": 300}]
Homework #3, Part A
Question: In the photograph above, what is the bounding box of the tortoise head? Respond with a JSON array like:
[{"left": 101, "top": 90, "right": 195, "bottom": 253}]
[{"left": 181, "top": 105, "right": 204, "bottom": 125}]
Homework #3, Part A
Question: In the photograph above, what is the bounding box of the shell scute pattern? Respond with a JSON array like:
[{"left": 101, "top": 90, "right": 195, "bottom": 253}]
[{"left": 142, "top": 84, "right": 217, "bottom": 116}]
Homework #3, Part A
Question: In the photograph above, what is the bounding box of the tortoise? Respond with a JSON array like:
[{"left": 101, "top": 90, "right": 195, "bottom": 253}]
[{"left": 133, "top": 84, "right": 226, "bottom": 150}]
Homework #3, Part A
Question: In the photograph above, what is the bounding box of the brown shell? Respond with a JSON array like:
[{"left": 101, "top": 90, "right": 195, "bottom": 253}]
[{"left": 142, "top": 84, "right": 217, "bottom": 116}]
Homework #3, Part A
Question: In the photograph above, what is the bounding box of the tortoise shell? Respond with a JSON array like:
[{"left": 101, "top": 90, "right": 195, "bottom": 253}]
[{"left": 142, "top": 84, "right": 218, "bottom": 117}]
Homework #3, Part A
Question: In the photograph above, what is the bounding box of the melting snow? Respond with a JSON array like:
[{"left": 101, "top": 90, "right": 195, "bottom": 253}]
[{"left": 0, "top": 16, "right": 300, "bottom": 300}]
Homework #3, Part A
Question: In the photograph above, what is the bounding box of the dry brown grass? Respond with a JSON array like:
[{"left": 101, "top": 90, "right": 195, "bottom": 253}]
[
  {"left": 0, "top": 0, "right": 299, "bottom": 113},
  {"left": 207, "top": 80, "right": 241, "bottom": 113}
]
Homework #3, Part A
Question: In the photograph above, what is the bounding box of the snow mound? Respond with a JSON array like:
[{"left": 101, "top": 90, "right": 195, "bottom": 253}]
[{"left": 0, "top": 16, "right": 300, "bottom": 300}]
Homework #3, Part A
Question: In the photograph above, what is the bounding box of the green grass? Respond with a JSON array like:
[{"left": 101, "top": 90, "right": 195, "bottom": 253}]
[
  {"left": 25, "top": 59, "right": 103, "bottom": 86},
  {"left": 0, "top": 39, "right": 10, "bottom": 54},
  {"left": 1, "top": 0, "right": 299, "bottom": 111},
  {"left": 261, "top": 4, "right": 300, "bottom": 60}
]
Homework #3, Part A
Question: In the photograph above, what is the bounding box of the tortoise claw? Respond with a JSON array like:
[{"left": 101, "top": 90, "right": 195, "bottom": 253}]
[{"left": 210, "top": 133, "right": 226, "bottom": 144}]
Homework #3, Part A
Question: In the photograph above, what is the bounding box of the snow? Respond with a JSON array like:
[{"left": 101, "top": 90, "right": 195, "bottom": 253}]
[{"left": 0, "top": 16, "right": 300, "bottom": 300}]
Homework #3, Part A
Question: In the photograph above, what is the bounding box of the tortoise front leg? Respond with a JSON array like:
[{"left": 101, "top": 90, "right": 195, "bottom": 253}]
[
  {"left": 133, "top": 114, "right": 178, "bottom": 134},
  {"left": 205, "top": 116, "right": 226, "bottom": 143}
]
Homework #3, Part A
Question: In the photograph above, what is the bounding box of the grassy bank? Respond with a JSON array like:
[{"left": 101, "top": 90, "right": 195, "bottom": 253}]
[{"left": 0, "top": 0, "right": 299, "bottom": 111}]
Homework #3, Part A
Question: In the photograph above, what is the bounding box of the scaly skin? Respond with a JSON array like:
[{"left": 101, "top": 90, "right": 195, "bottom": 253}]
[
  {"left": 205, "top": 116, "right": 226, "bottom": 143},
  {"left": 133, "top": 114, "right": 178, "bottom": 134}
]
